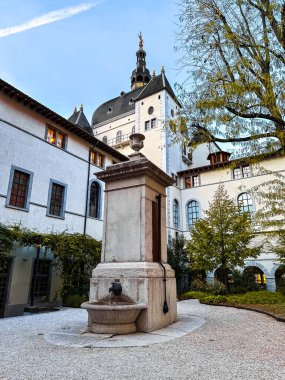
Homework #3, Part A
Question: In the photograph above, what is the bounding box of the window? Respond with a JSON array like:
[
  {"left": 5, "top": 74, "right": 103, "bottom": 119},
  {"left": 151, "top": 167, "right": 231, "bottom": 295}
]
[
  {"left": 145, "top": 121, "right": 150, "bottom": 131},
  {"left": 233, "top": 165, "right": 251, "bottom": 179},
  {"left": 171, "top": 173, "right": 178, "bottom": 187},
  {"left": 108, "top": 106, "right": 113, "bottom": 113},
  {"left": 131, "top": 126, "right": 135, "bottom": 134},
  {"left": 116, "top": 130, "right": 122, "bottom": 143},
  {"left": 102, "top": 136, "right": 108, "bottom": 144},
  {"left": 47, "top": 180, "right": 67, "bottom": 218},
  {"left": 171, "top": 109, "right": 175, "bottom": 117},
  {"left": 91, "top": 150, "right": 105, "bottom": 168},
  {"left": 151, "top": 118, "right": 156, "bottom": 129},
  {"left": 89, "top": 181, "right": 101, "bottom": 218},
  {"left": 6, "top": 166, "right": 33, "bottom": 211},
  {"left": 187, "top": 200, "right": 200, "bottom": 227},
  {"left": 238, "top": 192, "right": 254, "bottom": 217},
  {"left": 46, "top": 126, "right": 66, "bottom": 149},
  {"left": 185, "top": 175, "right": 200, "bottom": 188},
  {"left": 173, "top": 199, "right": 179, "bottom": 229},
  {"left": 30, "top": 259, "right": 51, "bottom": 299},
  {"left": 148, "top": 106, "right": 154, "bottom": 115}
]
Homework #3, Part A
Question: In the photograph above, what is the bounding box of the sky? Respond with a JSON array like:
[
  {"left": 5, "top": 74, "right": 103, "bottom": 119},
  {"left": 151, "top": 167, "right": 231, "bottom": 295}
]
[{"left": 0, "top": 0, "right": 186, "bottom": 122}]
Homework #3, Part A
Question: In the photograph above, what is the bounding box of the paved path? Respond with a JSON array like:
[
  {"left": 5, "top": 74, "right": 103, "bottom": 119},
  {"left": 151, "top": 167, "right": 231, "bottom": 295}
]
[{"left": 0, "top": 300, "right": 285, "bottom": 380}]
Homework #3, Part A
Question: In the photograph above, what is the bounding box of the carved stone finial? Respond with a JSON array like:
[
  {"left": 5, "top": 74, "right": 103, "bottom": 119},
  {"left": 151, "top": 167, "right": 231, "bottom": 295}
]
[
  {"left": 138, "top": 31, "right": 143, "bottom": 49},
  {"left": 161, "top": 65, "right": 165, "bottom": 74},
  {"left": 129, "top": 133, "right": 145, "bottom": 152},
  {"left": 80, "top": 104, "right": 84, "bottom": 111},
  {"left": 74, "top": 106, "right": 77, "bottom": 113},
  {"left": 152, "top": 69, "right": 156, "bottom": 78}
]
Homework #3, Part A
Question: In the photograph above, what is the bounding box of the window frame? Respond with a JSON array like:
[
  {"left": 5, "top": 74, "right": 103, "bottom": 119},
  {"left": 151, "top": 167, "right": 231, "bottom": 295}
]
[
  {"left": 6, "top": 165, "right": 34, "bottom": 212},
  {"left": 145, "top": 120, "right": 150, "bottom": 131},
  {"left": 151, "top": 118, "right": 156, "bottom": 129},
  {"left": 90, "top": 150, "right": 105, "bottom": 169},
  {"left": 88, "top": 180, "right": 102, "bottom": 219},
  {"left": 46, "top": 179, "right": 67, "bottom": 219},
  {"left": 116, "top": 130, "right": 122, "bottom": 143},
  {"left": 185, "top": 175, "right": 200, "bottom": 188},
  {"left": 237, "top": 192, "right": 254, "bottom": 218},
  {"left": 173, "top": 199, "right": 180, "bottom": 230},
  {"left": 186, "top": 199, "right": 200, "bottom": 228},
  {"left": 233, "top": 164, "right": 251, "bottom": 180},
  {"left": 45, "top": 125, "right": 67, "bottom": 150}
]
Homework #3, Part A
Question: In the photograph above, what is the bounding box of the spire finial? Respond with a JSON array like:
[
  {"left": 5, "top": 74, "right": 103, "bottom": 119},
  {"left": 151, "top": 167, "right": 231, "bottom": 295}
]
[
  {"left": 161, "top": 65, "right": 165, "bottom": 74},
  {"left": 80, "top": 104, "right": 84, "bottom": 111},
  {"left": 152, "top": 69, "right": 156, "bottom": 78},
  {"left": 73, "top": 106, "right": 77, "bottom": 113},
  {"left": 138, "top": 31, "right": 143, "bottom": 49}
]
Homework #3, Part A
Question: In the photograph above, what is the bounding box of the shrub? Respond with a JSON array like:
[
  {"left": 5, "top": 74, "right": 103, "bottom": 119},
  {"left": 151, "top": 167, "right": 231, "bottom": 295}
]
[
  {"left": 227, "top": 291, "right": 285, "bottom": 305},
  {"left": 180, "top": 291, "right": 210, "bottom": 301},
  {"left": 202, "top": 295, "right": 228, "bottom": 304},
  {"left": 63, "top": 294, "right": 88, "bottom": 308},
  {"left": 205, "top": 281, "right": 227, "bottom": 295},
  {"left": 190, "top": 279, "right": 207, "bottom": 292}
]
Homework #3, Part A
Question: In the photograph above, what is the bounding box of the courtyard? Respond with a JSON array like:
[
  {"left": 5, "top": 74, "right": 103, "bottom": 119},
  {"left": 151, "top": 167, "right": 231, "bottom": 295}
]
[{"left": 0, "top": 300, "right": 284, "bottom": 380}]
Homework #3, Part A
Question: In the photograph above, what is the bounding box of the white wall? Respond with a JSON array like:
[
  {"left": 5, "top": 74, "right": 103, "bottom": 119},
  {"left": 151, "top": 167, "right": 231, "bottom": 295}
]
[{"left": 0, "top": 95, "right": 119, "bottom": 240}]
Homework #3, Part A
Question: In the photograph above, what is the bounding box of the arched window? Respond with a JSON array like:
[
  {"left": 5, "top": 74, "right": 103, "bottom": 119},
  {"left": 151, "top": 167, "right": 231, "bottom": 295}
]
[
  {"left": 116, "top": 130, "right": 122, "bottom": 144},
  {"left": 131, "top": 126, "right": 135, "bottom": 134},
  {"left": 89, "top": 181, "right": 101, "bottom": 218},
  {"left": 173, "top": 199, "right": 179, "bottom": 229},
  {"left": 237, "top": 192, "right": 253, "bottom": 217},
  {"left": 102, "top": 136, "right": 108, "bottom": 144},
  {"left": 187, "top": 200, "right": 200, "bottom": 227}
]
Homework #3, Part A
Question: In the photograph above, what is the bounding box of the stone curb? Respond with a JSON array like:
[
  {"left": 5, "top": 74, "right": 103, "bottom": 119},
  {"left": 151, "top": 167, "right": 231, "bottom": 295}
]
[{"left": 201, "top": 302, "right": 285, "bottom": 323}]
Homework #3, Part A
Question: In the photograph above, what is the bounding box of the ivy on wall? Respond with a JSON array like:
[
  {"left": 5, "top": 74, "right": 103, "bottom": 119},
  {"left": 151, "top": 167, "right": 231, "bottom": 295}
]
[{"left": 0, "top": 224, "right": 101, "bottom": 297}]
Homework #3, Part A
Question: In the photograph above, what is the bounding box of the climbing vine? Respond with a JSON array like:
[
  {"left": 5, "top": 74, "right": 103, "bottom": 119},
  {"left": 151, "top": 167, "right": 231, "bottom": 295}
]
[{"left": 0, "top": 224, "right": 101, "bottom": 297}]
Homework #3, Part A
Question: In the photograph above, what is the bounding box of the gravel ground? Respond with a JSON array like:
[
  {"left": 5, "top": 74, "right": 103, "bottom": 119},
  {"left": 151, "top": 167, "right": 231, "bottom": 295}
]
[{"left": 0, "top": 300, "right": 285, "bottom": 380}]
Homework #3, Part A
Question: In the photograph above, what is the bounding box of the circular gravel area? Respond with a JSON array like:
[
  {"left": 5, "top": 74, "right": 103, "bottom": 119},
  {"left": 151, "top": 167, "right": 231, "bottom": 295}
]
[{"left": 0, "top": 300, "right": 285, "bottom": 380}]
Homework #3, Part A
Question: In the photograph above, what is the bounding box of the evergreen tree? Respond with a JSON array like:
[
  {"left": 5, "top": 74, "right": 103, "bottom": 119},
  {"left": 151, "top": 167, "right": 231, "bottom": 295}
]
[{"left": 186, "top": 185, "right": 261, "bottom": 289}]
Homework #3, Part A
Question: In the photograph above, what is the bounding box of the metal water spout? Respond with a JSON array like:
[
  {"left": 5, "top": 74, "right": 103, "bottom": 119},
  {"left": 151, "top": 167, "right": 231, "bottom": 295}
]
[{"left": 109, "top": 282, "right": 122, "bottom": 296}]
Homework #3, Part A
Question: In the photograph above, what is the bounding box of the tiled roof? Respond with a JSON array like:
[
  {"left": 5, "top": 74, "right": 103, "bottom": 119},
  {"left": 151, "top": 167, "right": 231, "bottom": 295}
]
[
  {"left": 91, "top": 87, "right": 142, "bottom": 126},
  {"left": 92, "top": 73, "right": 180, "bottom": 126},
  {"left": 68, "top": 108, "right": 92, "bottom": 133}
]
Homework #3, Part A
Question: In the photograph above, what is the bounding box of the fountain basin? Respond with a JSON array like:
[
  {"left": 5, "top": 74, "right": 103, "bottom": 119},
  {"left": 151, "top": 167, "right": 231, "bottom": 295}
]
[{"left": 81, "top": 301, "right": 147, "bottom": 334}]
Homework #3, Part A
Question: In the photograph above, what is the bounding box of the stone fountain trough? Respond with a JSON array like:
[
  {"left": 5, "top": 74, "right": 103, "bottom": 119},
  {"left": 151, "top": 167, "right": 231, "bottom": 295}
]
[{"left": 81, "top": 295, "right": 147, "bottom": 334}]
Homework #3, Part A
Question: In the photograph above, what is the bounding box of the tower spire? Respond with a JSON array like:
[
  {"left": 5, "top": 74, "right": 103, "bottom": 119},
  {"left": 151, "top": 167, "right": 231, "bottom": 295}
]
[
  {"left": 130, "top": 33, "right": 151, "bottom": 90},
  {"left": 138, "top": 31, "right": 143, "bottom": 49}
]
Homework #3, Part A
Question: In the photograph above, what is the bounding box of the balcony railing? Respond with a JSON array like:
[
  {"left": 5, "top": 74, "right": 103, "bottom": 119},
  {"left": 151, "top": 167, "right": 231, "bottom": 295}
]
[{"left": 107, "top": 133, "right": 132, "bottom": 148}]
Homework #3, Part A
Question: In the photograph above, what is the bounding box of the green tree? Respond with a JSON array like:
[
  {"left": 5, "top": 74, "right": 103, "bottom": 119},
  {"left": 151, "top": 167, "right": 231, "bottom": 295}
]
[
  {"left": 186, "top": 185, "right": 261, "bottom": 290},
  {"left": 175, "top": 0, "right": 285, "bottom": 155}
]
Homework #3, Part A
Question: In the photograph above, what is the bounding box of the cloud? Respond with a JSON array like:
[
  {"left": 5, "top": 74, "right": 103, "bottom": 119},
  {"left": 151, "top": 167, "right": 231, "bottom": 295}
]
[{"left": 0, "top": 2, "right": 104, "bottom": 38}]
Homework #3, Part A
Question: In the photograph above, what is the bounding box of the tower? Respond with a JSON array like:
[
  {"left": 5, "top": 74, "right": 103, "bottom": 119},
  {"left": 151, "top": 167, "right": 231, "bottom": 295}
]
[{"left": 130, "top": 32, "right": 151, "bottom": 90}]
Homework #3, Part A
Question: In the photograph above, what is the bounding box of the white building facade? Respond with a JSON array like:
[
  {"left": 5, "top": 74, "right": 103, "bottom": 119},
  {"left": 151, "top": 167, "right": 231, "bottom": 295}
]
[{"left": 0, "top": 79, "right": 126, "bottom": 317}]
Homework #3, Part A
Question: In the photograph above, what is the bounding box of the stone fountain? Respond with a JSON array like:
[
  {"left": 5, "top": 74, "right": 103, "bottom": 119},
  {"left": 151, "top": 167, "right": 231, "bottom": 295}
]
[{"left": 81, "top": 133, "right": 177, "bottom": 334}]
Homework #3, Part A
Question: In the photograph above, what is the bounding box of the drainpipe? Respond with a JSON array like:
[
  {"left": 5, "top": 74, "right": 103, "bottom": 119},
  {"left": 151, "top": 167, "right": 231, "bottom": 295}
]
[
  {"left": 156, "top": 194, "right": 169, "bottom": 314},
  {"left": 83, "top": 148, "right": 91, "bottom": 235}
]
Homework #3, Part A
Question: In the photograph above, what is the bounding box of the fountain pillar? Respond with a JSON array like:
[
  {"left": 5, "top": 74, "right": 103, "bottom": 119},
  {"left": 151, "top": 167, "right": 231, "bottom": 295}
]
[{"left": 87, "top": 152, "right": 177, "bottom": 333}]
